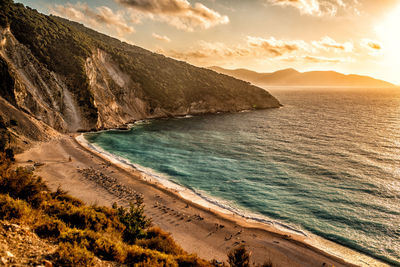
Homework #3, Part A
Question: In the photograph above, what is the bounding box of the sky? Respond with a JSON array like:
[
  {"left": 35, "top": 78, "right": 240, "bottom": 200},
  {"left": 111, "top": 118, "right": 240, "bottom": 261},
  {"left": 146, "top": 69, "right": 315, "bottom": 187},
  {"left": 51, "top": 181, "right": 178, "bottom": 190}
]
[{"left": 15, "top": 0, "right": 400, "bottom": 84}]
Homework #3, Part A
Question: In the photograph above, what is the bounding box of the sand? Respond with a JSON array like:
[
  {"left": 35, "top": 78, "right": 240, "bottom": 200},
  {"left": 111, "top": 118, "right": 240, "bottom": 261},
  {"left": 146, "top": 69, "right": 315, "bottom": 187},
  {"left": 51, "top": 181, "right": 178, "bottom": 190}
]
[{"left": 15, "top": 135, "right": 388, "bottom": 267}]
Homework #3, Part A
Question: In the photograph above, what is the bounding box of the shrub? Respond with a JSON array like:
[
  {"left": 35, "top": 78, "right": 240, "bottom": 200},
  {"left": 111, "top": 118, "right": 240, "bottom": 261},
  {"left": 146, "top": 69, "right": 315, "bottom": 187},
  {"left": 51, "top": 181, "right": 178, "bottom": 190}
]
[
  {"left": 0, "top": 194, "right": 31, "bottom": 221},
  {"left": 34, "top": 217, "right": 66, "bottom": 238},
  {"left": 45, "top": 201, "right": 114, "bottom": 231},
  {"left": 51, "top": 187, "right": 84, "bottom": 207},
  {"left": 137, "top": 227, "right": 184, "bottom": 255},
  {"left": 114, "top": 198, "right": 151, "bottom": 244},
  {"left": 0, "top": 167, "right": 48, "bottom": 208},
  {"left": 92, "top": 205, "right": 125, "bottom": 232},
  {"left": 59, "top": 205, "right": 108, "bottom": 231},
  {"left": 175, "top": 254, "right": 212, "bottom": 267},
  {"left": 134, "top": 258, "right": 167, "bottom": 267},
  {"left": 55, "top": 242, "right": 96, "bottom": 267},
  {"left": 59, "top": 228, "right": 126, "bottom": 262},
  {"left": 125, "top": 245, "right": 177, "bottom": 267},
  {"left": 227, "top": 245, "right": 250, "bottom": 267},
  {"left": 93, "top": 236, "right": 127, "bottom": 262},
  {"left": 59, "top": 228, "right": 98, "bottom": 247}
]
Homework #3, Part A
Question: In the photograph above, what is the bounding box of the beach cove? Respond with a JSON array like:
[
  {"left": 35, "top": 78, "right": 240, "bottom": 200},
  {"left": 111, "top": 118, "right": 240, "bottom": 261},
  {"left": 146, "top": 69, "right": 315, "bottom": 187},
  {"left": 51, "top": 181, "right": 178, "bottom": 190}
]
[{"left": 15, "top": 133, "right": 387, "bottom": 267}]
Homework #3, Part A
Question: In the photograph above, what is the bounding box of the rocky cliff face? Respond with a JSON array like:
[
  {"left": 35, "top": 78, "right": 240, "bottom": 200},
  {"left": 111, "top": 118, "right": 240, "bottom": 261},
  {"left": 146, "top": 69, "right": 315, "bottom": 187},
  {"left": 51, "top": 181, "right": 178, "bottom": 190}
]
[
  {"left": 0, "top": 2, "right": 280, "bottom": 149},
  {"left": 0, "top": 26, "right": 107, "bottom": 134}
]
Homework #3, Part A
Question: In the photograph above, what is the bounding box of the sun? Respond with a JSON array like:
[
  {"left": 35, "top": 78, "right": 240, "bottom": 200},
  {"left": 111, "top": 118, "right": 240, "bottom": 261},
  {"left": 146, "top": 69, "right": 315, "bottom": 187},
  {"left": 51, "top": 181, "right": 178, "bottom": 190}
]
[{"left": 375, "top": 4, "right": 400, "bottom": 68}]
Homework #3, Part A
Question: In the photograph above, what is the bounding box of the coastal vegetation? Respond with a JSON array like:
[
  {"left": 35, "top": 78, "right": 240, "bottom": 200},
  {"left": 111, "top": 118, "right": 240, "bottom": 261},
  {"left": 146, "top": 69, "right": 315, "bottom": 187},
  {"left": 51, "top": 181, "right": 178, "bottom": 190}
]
[{"left": 0, "top": 149, "right": 212, "bottom": 266}]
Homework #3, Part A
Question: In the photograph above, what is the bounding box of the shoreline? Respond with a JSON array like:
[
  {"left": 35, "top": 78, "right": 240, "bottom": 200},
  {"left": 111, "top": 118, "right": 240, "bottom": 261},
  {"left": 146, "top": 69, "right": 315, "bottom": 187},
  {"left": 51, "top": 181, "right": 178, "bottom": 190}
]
[
  {"left": 77, "top": 134, "right": 308, "bottom": 237},
  {"left": 16, "top": 135, "right": 388, "bottom": 267}
]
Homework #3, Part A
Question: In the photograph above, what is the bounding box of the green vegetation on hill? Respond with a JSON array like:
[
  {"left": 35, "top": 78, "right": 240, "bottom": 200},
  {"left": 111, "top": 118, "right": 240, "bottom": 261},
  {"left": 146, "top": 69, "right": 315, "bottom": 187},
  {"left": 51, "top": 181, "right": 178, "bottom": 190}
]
[
  {"left": 1, "top": 0, "right": 97, "bottom": 120},
  {"left": 0, "top": 0, "right": 279, "bottom": 131},
  {"left": 55, "top": 17, "right": 279, "bottom": 111}
]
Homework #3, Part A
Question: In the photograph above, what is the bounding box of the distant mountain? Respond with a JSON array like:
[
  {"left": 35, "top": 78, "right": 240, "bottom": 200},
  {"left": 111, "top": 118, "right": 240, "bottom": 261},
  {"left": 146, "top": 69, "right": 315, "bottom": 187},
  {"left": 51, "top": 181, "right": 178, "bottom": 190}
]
[{"left": 209, "top": 66, "right": 396, "bottom": 88}]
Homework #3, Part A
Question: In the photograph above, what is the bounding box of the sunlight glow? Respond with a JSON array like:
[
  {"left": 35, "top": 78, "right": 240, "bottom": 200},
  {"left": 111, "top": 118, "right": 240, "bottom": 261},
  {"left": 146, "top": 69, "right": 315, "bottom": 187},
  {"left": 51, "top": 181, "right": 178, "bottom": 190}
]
[{"left": 375, "top": 4, "right": 400, "bottom": 72}]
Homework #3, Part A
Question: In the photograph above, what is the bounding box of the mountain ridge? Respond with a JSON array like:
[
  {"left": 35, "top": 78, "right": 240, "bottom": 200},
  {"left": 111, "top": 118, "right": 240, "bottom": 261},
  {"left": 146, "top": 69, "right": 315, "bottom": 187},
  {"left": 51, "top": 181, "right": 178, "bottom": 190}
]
[
  {"left": 0, "top": 1, "right": 280, "bottom": 150},
  {"left": 209, "top": 66, "right": 396, "bottom": 88}
]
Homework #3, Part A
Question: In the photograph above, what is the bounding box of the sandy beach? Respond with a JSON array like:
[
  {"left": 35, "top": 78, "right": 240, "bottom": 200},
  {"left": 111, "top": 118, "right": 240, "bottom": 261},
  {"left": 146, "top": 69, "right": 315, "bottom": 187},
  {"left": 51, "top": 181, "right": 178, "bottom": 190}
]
[{"left": 15, "top": 135, "right": 388, "bottom": 267}]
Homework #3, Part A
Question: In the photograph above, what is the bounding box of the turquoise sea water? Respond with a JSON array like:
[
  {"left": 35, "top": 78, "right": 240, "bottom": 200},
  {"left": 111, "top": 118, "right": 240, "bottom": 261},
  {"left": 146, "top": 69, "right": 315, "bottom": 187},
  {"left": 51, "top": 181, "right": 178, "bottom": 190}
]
[{"left": 85, "top": 88, "right": 400, "bottom": 265}]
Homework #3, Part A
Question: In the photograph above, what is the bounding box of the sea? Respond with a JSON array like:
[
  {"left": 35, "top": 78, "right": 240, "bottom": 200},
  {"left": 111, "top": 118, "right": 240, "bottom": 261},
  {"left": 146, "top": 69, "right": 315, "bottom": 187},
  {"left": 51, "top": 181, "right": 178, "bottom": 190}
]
[{"left": 85, "top": 87, "right": 400, "bottom": 266}]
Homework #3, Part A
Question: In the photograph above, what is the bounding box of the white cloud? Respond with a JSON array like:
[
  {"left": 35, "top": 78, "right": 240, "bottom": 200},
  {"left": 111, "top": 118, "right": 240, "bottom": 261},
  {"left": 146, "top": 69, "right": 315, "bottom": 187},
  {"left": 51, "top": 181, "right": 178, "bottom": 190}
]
[
  {"left": 266, "top": 0, "right": 359, "bottom": 16},
  {"left": 49, "top": 3, "right": 135, "bottom": 36},
  {"left": 246, "top": 36, "right": 308, "bottom": 56},
  {"left": 152, "top": 33, "right": 171, "bottom": 42},
  {"left": 163, "top": 35, "right": 358, "bottom": 67},
  {"left": 115, "top": 0, "right": 229, "bottom": 31},
  {"left": 312, "top": 36, "right": 353, "bottom": 52}
]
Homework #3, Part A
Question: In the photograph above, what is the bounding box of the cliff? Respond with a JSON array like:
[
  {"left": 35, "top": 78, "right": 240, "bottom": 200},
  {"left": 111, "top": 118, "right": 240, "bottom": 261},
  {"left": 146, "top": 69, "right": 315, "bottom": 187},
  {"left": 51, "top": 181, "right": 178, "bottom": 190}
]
[
  {"left": 209, "top": 66, "right": 396, "bottom": 88},
  {"left": 0, "top": 1, "right": 280, "bottom": 149}
]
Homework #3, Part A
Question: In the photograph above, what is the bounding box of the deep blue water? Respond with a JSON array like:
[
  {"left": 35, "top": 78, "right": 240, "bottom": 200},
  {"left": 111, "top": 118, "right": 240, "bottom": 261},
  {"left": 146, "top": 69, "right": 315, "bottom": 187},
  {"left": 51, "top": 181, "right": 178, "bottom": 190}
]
[{"left": 86, "top": 88, "right": 400, "bottom": 265}]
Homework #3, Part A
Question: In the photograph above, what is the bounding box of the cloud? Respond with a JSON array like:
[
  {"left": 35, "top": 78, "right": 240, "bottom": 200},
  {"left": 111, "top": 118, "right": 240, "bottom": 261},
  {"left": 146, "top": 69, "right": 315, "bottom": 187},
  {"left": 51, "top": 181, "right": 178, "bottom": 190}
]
[
  {"left": 162, "top": 35, "right": 356, "bottom": 67},
  {"left": 246, "top": 36, "right": 306, "bottom": 56},
  {"left": 361, "top": 39, "right": 382, "bottom": 50},
  {"left": 49, "top": 3, "right": 134, "bottom": 35},
  {"left": 152, "top": 33, "right": 171, "bottom": 42},
  {"left": 266, "top": 0, "right": 359, "bottom": 16},
  {"left": 302, "top": 55, "right": 345, "bottom": 63},
  {"left": 312, "top": 36, "right": 353, "bottom": 52},
  {"left": 168, "top": 41, "right": 246, "bottom": 60},
  {"left": 115, "top": 0, "right": 229, "bottom": 31},
  {"left": 281, "top": 55, "right": 349, "bottom": 64}
]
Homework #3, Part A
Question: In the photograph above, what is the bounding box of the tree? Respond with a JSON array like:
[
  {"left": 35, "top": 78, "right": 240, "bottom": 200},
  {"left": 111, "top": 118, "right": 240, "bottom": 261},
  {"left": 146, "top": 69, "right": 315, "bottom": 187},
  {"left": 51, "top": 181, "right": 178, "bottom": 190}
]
[
  {"left": 113, "top": 196, "right": 151, "bottom": 244},
  {"left": 228, "top": 245, "right": 250, "bottom": 267}
]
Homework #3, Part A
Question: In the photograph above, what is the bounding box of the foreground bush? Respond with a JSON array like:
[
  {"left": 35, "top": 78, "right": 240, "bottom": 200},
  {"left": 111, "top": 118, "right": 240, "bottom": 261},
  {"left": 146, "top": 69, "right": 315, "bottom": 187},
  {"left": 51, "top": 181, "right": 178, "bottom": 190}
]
[
  {"left": 34, "top": 216, "right": 66, "bottom": 238},
  {"left": 55, "top": 242, "right": 96, "bottom": 266},
  {"left": 125, "top": 245, "right": 177, "bottom": 267},
  {"left": 0, "top": 194, "right": 31, "bottom": 221},
  {"left": 137, "top": 227, "right": 184, "bottom": 255},
  {"left": 0, "top": 165, "right": 48, "bottom": 208},
  {"left": 59, "top": 228, "right": 127, "bottom": 262}
]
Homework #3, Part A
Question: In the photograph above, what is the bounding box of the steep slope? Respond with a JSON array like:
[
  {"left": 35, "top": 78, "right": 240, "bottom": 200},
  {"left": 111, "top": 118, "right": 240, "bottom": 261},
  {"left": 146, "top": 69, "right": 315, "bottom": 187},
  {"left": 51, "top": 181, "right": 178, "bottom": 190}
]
[
  {"left": 210, "top": 66, "right": 396, "bottom": 88},
  {"left": 0, "top": 0, "right": 280, "bottom": 148}
]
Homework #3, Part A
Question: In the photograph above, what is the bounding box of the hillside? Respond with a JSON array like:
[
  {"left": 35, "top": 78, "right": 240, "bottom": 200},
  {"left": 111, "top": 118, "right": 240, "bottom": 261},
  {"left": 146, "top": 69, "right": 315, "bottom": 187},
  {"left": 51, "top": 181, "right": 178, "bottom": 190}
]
[
  {"left": 0, "top": 0, "right": 280, "bottom": 150},
  {"left": 209, "top": 66, "right": 396, "bottom": 88}
]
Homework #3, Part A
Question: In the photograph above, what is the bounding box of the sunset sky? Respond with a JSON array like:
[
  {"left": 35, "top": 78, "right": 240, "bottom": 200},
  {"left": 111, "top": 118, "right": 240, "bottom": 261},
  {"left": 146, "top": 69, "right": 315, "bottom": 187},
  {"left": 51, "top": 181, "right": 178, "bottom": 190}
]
[{"left": 16, "top": 0, "right": 400, "bottom": 84}]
